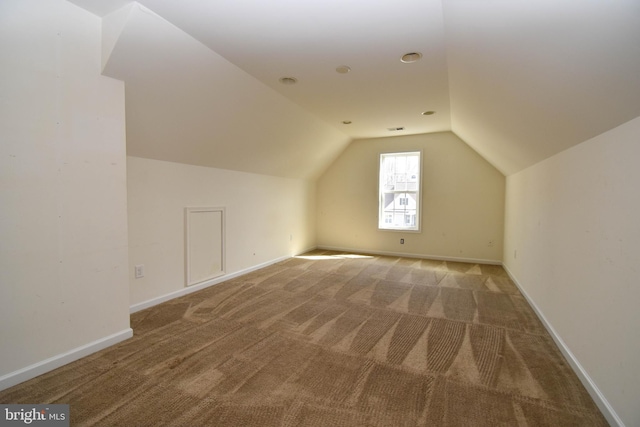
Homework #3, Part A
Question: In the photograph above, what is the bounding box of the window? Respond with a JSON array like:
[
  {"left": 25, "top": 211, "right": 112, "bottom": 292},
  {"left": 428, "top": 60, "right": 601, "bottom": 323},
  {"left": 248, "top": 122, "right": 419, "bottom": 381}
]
[{"left": 379, "top": 151, "right": 421, "bottom": 231}]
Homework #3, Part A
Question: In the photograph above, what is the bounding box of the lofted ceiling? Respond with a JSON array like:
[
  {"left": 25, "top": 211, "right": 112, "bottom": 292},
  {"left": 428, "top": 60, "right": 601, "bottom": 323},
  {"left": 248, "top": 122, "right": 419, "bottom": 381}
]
[{"left": 69, "top": 0, "right": 640, "bottom": 178}]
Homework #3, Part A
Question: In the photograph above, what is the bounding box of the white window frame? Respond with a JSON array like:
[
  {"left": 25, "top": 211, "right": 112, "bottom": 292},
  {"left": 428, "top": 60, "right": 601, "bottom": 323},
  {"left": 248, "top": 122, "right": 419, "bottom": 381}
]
[{"left": 378, "top": 151, "right": 422, "bottom": 232}]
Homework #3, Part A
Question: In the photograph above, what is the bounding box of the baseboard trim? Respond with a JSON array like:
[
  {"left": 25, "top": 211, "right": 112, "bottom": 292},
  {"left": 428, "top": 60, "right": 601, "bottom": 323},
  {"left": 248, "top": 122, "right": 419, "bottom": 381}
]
[
  {"left": 502, "top": 263, "right": 624, "bottom": 427},
  {"left": 316, "top": 245, "right": 502, "bottom": 265},
  {"left": 0, "top": 328, "right": 133, "bottom": 392},
  {"left": 130, "top": 253, "right": 299, "bottom": 313}
]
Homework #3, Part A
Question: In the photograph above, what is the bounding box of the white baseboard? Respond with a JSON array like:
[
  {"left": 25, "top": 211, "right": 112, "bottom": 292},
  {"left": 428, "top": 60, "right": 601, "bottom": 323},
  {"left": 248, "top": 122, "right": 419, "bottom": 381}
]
[
  {"left": 130, "top": 253, "right": 298, "bottom": 313},
  {"left": 0, "top": 251, "right": 315, "bottom": 392},
  {"left": 316, "top": 245, "right": 502, "bottom": 265},
  {"left": 0, "top": 328, "right": 133, "bottom": 392},
  {"left": 502, "top": 263, "right": 624, "bottom": 427}
]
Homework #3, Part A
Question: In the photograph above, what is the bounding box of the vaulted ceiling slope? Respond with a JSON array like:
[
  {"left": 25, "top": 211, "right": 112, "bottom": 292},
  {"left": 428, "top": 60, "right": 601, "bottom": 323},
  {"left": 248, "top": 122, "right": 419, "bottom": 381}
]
[
  {"left": 97, "top": 2, "right": 352, "bottom": 180},
  {"left": 443, "top": 0, "right": 640, "bottom": 175},
  {"left": 69, "top": 0, "right": 640, "bottom": 178}
]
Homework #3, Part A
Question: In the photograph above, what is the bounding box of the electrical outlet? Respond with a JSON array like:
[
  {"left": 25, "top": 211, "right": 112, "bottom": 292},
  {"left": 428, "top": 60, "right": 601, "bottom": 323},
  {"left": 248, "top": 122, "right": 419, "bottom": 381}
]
[
  {"left": 400, "top": 238, "right": 405, "bottom": 244},
  {"left": 135, "top": 264, "right": 144, "bottom": 279}
]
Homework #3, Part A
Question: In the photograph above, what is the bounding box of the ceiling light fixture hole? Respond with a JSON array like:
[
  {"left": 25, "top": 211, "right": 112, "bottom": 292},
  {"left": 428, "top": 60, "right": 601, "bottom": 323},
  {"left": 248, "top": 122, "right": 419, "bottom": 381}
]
[
  {"left": 279, "top": 77, "right": 298, "bottom": 85},
  {"left": 401, "top": 52, "right": 422, "bottom": 63}
]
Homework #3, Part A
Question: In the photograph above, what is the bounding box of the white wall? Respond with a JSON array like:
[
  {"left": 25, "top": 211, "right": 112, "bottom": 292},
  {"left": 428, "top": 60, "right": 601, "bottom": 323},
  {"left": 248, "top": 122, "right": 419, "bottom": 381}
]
[
  {"left": 504, "top": 116, "right": 640, "bottom": 427},
  {"left": 317, "top": 132, "right": 505, "bottom": 262},
  {"left": 127, "top": 156, "right": 316, "bottom": 307},
  {"left": 0, "top": 0, "right": 130, "bottom": 385}
]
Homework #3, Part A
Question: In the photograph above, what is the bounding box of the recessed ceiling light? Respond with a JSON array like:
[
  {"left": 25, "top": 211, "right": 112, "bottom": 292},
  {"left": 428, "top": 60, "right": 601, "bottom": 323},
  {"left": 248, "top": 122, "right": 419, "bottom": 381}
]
[
  {"left": 279, "top": 77, "right": 298, "bottom": 85},
  {"left": 336, "top": 65, "right": 351, "bottom": 74},
  {"left": 400, "top": 52, "right": 422, "bottom": 63},
  {"left": 422, "top": 111, "right": 435, "bottom": 115},
  {"left": 342, "top": 120, "right": 352, "bottom": 124}
]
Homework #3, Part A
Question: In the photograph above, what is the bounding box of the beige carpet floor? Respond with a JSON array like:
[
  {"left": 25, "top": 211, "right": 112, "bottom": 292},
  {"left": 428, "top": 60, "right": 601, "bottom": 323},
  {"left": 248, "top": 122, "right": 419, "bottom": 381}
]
[{"left": 0, "top": 250, "right": 607, "bottom": 426}]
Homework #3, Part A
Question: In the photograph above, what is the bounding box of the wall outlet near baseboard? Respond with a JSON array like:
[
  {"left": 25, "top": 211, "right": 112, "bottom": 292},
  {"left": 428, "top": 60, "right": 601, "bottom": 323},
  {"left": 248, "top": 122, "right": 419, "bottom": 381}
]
[
  {"left": 135, "top": 264, "right": 144, "bottom": 279},
  {"left": 400, "top": 238, "right": 404, "bottom": 244}
]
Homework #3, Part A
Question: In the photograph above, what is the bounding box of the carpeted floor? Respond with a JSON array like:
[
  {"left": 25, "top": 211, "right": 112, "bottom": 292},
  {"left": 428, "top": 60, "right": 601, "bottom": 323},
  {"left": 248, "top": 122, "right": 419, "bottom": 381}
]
[{"left": 0, "top": 250, "right": 607, "bottom": 426}]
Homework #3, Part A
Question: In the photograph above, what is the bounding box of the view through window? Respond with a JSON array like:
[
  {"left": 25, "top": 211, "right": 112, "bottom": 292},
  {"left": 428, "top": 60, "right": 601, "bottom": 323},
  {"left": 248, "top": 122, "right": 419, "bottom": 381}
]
[{"left": 378, "top": 151, "right": 421, "bottom": 231}]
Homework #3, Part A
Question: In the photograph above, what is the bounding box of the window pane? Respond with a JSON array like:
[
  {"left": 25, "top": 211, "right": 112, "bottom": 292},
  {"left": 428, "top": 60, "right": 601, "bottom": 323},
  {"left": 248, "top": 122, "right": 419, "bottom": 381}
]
[{"left": 379, "top": 152, "right": 420, "bottom": 231}]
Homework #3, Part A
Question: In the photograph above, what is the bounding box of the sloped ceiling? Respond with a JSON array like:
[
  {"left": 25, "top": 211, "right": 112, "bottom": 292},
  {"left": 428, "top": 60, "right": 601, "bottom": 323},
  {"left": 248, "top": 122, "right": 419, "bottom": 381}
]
[
  {"left": 69, "top": 0, "right": 640, "bottom": 178},
  {"left": 98, "top": 3, "right": 351, "bottom": 179},
  {"left": 443, "top": 0, "right": 640, "bottom": 174}
]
